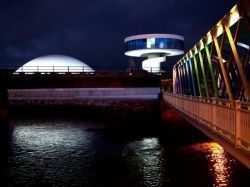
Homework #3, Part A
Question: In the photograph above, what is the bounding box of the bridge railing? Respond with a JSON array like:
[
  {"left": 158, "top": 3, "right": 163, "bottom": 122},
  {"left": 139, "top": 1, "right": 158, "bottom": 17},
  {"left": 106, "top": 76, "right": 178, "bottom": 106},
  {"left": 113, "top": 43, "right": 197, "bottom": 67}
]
[
  {"left": 163, "top": 92, "right": 250, "bottom": 153},
  {"left": 12, "top": 66, "right": 94, "bottom": 73}
]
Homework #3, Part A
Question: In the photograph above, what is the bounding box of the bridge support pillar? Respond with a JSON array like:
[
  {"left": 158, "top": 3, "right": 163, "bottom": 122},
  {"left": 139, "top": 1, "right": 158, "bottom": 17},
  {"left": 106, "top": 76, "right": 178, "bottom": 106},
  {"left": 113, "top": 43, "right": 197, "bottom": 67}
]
[{"left": 235, "top": 100, "right": 242, "bottom": 149}]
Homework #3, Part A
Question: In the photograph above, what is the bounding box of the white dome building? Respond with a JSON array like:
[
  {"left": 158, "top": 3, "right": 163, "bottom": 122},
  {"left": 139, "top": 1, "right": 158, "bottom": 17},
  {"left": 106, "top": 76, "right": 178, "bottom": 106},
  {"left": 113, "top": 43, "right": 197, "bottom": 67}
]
[{"left": 16, "top": 55, "right": 94, "bottom": 73}]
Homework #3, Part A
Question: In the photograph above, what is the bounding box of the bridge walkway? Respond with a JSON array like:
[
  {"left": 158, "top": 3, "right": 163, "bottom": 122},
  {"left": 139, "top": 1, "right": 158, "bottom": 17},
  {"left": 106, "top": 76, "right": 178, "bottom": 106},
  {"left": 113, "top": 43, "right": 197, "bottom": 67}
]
[{"left": 163, "top": 92, "right": 250, "bottom": 168}]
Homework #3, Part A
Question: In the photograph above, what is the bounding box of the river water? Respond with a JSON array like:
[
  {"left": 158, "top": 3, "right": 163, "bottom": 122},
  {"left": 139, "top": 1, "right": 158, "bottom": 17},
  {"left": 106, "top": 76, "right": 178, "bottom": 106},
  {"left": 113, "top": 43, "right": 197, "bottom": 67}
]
[{"left": 0, "top": 110, "right": 249, "bottom": 186}]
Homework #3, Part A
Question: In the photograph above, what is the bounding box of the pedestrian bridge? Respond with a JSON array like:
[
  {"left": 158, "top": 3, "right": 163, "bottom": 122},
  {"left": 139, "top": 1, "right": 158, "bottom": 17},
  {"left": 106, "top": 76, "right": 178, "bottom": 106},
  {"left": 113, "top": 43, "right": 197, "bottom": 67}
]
[
  {"left": 163, "top": 93, "right": 250, "bottom": 167},
  {"left": 163, "top": 0, "right": 250, "bottom": 168}
]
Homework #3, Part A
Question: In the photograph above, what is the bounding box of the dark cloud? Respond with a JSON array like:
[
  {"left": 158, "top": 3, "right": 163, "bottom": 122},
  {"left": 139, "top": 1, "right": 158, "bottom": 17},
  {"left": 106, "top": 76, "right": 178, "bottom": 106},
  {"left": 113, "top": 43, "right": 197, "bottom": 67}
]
[{"left": 0, "top": 0, "right": 237, "bottom": 70}]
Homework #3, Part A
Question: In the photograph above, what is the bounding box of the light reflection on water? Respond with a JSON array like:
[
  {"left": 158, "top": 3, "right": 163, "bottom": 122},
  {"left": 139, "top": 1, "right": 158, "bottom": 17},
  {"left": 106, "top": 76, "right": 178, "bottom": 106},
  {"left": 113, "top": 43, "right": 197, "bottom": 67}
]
[
  {"left": 9, "top": 120, "right": 168, "bottom": 186},
  {"left": 13, "top": 125, "right": 87, "bottom": 150},
  {"left": 123, "top": 138, "right": 165, "bottom": 187},
  {"left": 8, "top": 122, "right": 97, "bottom": 186},
  {"left": 3, "top": 115, "right": 249, "bottom": 186},
  {"left": 192, "top": 142, "right": 234, "bottom": 187}
]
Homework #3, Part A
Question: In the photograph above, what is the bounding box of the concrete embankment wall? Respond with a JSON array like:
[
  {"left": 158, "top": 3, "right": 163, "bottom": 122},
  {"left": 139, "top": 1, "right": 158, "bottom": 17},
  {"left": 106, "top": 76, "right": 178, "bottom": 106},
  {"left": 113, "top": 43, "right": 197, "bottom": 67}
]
[
  {"left": 8, "top": 88, "right": 160, "bottom": 116},
  {"left": 8, "top": 87, "right": 160, "bottom": 101},
  {"left": 0, "top": 89, "right": 8, "bottom": 120},
  {"left": 7, "top": 73, "right": 162, "bottom": 89}
]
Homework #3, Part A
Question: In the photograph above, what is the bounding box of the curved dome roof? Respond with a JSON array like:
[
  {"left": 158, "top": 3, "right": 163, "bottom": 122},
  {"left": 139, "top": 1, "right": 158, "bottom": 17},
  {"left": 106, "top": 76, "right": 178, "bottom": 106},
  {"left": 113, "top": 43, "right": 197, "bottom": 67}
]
[{"left": 16, "top": 55, "right": 94, "bottom": 73}]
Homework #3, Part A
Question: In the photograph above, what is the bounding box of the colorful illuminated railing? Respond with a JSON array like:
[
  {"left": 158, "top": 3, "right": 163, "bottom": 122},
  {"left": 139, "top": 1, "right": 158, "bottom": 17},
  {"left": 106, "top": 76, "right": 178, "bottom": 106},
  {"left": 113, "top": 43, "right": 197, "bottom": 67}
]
[{"left": 173, "top": 1, "right": 250, "bottom": 102}]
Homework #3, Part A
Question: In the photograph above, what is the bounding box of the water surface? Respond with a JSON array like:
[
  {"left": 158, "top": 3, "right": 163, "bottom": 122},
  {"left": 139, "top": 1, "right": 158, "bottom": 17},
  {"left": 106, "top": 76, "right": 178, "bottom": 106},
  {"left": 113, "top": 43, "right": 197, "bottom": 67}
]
[{"left": 1, "top": 112, "right": 249, "bottom": 186}]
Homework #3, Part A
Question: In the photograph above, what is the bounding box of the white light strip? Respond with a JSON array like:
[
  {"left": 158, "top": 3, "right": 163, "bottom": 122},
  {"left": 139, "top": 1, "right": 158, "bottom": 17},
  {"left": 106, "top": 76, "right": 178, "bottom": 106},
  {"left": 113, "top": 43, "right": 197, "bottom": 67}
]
[
  {"left": 142, "top": 57, "right": 166, "bottom": 73},
  {"left": 237, "top": 42, "right": 250, "bottom": 50},
  {"left": 125, "top": 49, "right": 184, "bottom": 57},
  {"left": 124, "top": 34, "right": 184, "bottom": 43}
]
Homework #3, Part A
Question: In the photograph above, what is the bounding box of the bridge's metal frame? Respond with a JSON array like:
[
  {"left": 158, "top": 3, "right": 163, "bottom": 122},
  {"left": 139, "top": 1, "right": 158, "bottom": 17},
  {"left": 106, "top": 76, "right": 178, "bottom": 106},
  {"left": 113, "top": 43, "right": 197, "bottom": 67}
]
[
  {"left": 167, "top": 0, "right": 250, "bottom": 168},
  {"left": 173, "top": 0, "right": 250, "bottom": 101}
]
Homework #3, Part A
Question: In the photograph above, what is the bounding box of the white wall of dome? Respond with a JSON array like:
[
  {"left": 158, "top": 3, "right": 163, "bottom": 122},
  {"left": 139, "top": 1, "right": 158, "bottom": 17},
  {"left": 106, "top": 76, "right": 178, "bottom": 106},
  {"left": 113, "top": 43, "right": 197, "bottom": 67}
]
[{"left": 16, "top": 55, "right": 94, "bottom": 73}]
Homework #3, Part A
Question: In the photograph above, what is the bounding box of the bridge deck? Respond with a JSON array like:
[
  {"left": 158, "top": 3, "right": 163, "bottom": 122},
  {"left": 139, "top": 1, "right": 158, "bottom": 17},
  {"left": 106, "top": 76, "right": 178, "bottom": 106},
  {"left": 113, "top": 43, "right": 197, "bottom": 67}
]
[{"left": 163, "top": 92, "right": 250, "bottom": 168}]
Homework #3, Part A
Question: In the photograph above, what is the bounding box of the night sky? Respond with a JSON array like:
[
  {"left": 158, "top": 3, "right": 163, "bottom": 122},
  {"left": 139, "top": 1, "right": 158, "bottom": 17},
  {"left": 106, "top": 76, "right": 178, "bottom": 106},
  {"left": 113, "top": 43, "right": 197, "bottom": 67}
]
[{"left": 0, "top": 0, "right": 237, "bottom": 71}]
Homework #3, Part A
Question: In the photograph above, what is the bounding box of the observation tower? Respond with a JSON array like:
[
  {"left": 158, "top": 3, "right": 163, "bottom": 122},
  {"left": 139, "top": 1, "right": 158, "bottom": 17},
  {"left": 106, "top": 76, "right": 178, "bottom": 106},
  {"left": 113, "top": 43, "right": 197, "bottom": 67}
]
[{"left": 124, "top": 34, "right": 184, "bottom": 73}]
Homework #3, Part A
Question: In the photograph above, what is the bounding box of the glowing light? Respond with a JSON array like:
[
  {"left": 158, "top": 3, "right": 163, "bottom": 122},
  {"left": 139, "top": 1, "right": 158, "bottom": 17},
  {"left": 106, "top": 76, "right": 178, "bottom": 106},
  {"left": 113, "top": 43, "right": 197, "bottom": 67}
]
[
  {"left": 228, "top": 6, "right": 240, "bottom": 27},
  {"left": 124, "top": 138, "right": 163, "bottom": 186},
  {"left": 215, "top": 22, "right": 224, "bottom": 37},
  {"left": 125, "top": 34, "right": 184, "bottom": 73},
  {"left": 199, "top": 40, "right": 205, "bottom": 50},
  {"left": 159, "top": 42, "right": 164, "bottom": 48},
  {"left": 175, "top": 5, "right": 240, "bottom": 67},
  {"left": 193, "top": 46, "right": 198, "bottom": 55},
  {"left": 16, "top": 55, "right": 94, "bottom": 73},
  {"left": 237, "top": 42, "right": 250, "bottom": 50},
  {"left": 124, "top": 34, "right": 184, "bottom": 43},
  {"left": 192, "top": 142, "right": 234, "bottom": 187},
  {"left": 125, "top": 49, "right": 184, "bottom": 57},
  {"left": 206, "top": 32, "right": 213, "bottom": 44},
  {"left": 141, "top": 138, "right": 159, "bottom": 148},
  {"left": 188, "top": 50, "right": 192, "bottom": 58},
  {"left": 142, "top": 56, "right": 166, "bottom": 73},
  {"left": 147, "top": 38, "right": 156, "bottom": 48},
  {"left": 12, "top": 125, "right": 87, "bottom": 149},
  {"left": 214, "top": 56, "right": 226, "bottom": 63}
]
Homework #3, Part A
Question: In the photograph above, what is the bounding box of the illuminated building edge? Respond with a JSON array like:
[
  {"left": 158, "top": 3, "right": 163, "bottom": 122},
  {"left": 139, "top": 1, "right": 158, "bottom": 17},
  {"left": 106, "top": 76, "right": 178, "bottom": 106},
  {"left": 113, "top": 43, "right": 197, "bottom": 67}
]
[{"left": 124, "top": 34, "right": 184, "bottom": 73}]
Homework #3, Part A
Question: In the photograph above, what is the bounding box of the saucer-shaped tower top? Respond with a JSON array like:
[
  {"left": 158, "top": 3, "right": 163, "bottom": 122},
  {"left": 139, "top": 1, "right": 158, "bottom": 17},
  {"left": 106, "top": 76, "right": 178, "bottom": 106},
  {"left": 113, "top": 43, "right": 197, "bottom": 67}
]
[{"left": 124, "top": 34, "right": 184, "bottom": 73}]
